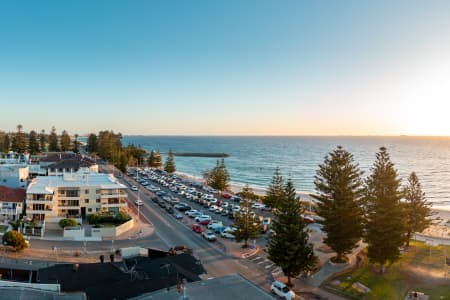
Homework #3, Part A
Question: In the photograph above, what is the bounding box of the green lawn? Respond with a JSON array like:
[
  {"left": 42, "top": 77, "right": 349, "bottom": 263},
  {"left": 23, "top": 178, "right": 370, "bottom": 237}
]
[
  {"left": 0, "top": 225, "right": 8, "bottom": 233},
  {"left": 322, "top": 241, "right": 450, "bottom": 300}
]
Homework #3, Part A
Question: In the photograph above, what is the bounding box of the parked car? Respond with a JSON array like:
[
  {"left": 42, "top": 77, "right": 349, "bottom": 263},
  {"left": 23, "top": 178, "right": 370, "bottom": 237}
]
[
  {"left": 174, "top": 212, "right": 184, "bottom": 219},
  {"left": 185, "top": 209, "right": 200, "bottom": 216},
  {"left": 135, "top": 199, "right": 144, "bottom": 206},
  {"left": 220, "top": 231, "right": 235, "bottom": 239},
  {"left": 131, "top": 185, "right": 138, "bottom": 191},
  {"left": 192, "top": 223, "right": 203, "bottom": 233},
  {"left": 207, "top": 221, "right": 223, "bottom": 229},
  {"left": 166, "top": 206, "right": 174, "bottom": 214},
  {"left": 270, "top": 281, "right": 296, "bottom": 300},
  {"left": 221, "top": 192, "right": 232, "bottom": 199},
  {"left": 195, "top": 215, "right": 212, "bottom": 225},
  {"left": 202, "top": 230, "right": 217, "bottom": 241}
]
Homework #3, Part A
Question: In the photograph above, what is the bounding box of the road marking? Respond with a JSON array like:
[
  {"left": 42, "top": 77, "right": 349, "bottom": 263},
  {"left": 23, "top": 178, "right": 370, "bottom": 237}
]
[
  {"left": 251, "top": 256, "right": 262, "bottom": 261},
  {"left": 257, "top": 261, "right": 266, "bottom": 265},
  {"left": 265, "top": 263, "right": 274, "bottom": 269}
]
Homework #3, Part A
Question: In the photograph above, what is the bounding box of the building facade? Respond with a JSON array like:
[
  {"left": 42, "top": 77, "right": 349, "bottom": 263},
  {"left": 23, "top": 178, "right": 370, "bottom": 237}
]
[
  {"left": 0, "top": 186, "right": 25, "bottom": 221},
  {"left": 0, "top": 152, "right": 29, "bottom": 189},
  {"left": 25, "top": 172, "right": 128, "bottom": 221}
]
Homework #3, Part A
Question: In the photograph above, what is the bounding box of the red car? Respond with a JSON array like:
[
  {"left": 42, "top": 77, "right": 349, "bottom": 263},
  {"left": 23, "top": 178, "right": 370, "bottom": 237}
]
[
  {"left": 198, "top": 219, "right": 211, "bottom": 225},
  {"left": 192, "top": 223, "right": 203, "bottom": 233},
  {"left": 221, "top": 193, "right": 232, "bottom": 199}
]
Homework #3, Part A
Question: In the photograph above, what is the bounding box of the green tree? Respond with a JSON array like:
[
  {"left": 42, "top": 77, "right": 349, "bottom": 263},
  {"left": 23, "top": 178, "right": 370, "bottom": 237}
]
[
  {"left": 403, "top": 172, "right": 432, "bottom": 247},
  {"left": 148, "top": 150, "right": 157, "bottom": 167},
  {"left": 28, "top": 130, "right": 40, "bottom": 154},
  {"left": 59, "top": 218, "right": 78, "bottom": 228},
  {"left": 60, "top": 130, "right": 71, "bottom": 152},
  {"left": 0, "top": 132, "right": 9, "bottom": 152},
  {"left": 264, "top": 167, "right": 284, "bottom": 209},
  {"left": 203, "top": 159, "right": 230, "bottom": 191},
  {"left": 39, "top": 129, "right": 46, "bottom": 152},
  {"left": 312, "top": 146, "right": 364, "bottom": 263},
  {"left": 48, "top": 126, "right": 59, "bottom": 152},
  {"left": 72, "top": 133, "right": 79, "bottom": 153},
  {"left": 11, "top": 124, "right": 27, "bottom": 153},
  {"left": 86, "top": 133, "right": 98, "bottom": 153},
  {"left": 164, "top": 149, "right": 176, "bottom": 173},
  {"left": 268, "top": 179, "right": 317, "bottom": 286},
  {"left": 233, "top": 185, "right": 260, "bottom": 248},
  {"left": 153, "top": 151, "right": 163, "bottom": 168},
  {"left": 2, "top": 230, "right": 28, "bottom": 251},
  {"left": 364, "top": 147, "right": 405, "bottom": 273}
]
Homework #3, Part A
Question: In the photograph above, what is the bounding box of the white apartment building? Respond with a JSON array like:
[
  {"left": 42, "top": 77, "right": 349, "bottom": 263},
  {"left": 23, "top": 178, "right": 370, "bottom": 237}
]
[
  {"left": 0, "top": 152, "right": 29, "bottom": 189},
  {"left": 25, "top": 172, "right": 128, "bottom": 221}
]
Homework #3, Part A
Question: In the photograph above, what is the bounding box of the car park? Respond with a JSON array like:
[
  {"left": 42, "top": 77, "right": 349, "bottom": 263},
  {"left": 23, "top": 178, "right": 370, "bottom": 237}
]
[
  {"left": 202, "top": 230, "right": 217, "bottom": 241},
  {"left": 270, "top": 281, "right": 296, "bottom": 300}
]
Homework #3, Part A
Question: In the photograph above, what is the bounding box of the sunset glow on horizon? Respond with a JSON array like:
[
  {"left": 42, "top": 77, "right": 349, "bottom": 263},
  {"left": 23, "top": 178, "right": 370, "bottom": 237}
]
[{"left": 0, "top": 1, "right": 450, "bottom": 136}]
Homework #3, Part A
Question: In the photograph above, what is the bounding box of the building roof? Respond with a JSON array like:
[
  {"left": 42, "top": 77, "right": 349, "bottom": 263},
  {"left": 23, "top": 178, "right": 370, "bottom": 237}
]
[
  {"left": 132, "top": 274, "right": 276, "bottom": 300},
  {"left": 0, "top": 186, "right": 26, "bottom": 203},
  {"left": 40, "top": 153, "right": 96, "bottom": 168},
  {"left": 37, "top": 254, "right": 206, "bottom": 300},
  {"left": 0, "top": 287, "right": 86, "bottom": 300},
  {"left": 26, "top": 173, "right": 127, "bottom": 194}
]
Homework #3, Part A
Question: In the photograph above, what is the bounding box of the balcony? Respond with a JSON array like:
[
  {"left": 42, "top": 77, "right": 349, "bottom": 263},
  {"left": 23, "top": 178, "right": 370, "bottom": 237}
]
[
  {"left": 27, "top": 199, "right": 53, "bottom": 204},
  {"left": 101, "top": 202, "right": 127, "bottom": 208}
]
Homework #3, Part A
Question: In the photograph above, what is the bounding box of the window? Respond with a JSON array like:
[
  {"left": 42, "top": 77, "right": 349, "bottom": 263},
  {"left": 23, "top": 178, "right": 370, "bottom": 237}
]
[
  {"left": 85, "top": 199, "right": 89, "bottom": 204},
  {"left": 85, "top": 189, "right": 89, "bottom": 194},
  {"left": 88, "top": 208, "right": 92, "bottom": 212},
  {"left": 96, "top": 199, "right": 100, "bottom": 203}
]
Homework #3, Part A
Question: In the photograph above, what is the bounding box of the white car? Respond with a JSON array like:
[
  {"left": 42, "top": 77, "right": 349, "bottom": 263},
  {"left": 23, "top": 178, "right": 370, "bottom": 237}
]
[
  {"left": 209, "top": 205, "right": 218, "bottom": 212},
  {"left": 207, "top": 221, "right": 223, "bottom": 229},
  {"left": 220, "top": 231, "right": 235, "bottom": 239},
  {"left": 185, "top": 209, "right": 199, "bottom": 216},
  {"left": 252, "top": 203, "right": 266, "bottom": 209},
  {"left": 195, "top": 215, "right": 211, "bottom": 223},
  {"left": 131, "top": 185, "right": 138, "bottom": 191},
  {"left": 271, "top": 281, "right": 296, "bottom": 300},
  {"left": 135, "top": 199, "right": 144, "bottom": 206},
  {"left": 202, "top": 230, "right": 217, "bottom": 241}
]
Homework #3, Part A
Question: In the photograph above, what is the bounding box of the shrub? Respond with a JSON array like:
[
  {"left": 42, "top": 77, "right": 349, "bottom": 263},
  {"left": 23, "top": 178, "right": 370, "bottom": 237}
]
[
  {"left": 9, "top": 220, "right": 21, "bottom": 230},
  {"left": 115, "top": 211, "right": 131, "bottom": 223},
  {"left": 59, "top": 218, "right": 78, "bottom": 228},
  {"left": 2, "top": 230, "right": 28, "bottom": 251},
  {"left": 87, "top": 213, "right": 101, "bottom": 225}
]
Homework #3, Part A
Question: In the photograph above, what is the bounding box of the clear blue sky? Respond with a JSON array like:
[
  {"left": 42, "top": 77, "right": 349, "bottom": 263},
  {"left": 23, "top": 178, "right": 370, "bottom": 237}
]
[{"left": 1, "top": 0, "right": 450, "bottom": 135}]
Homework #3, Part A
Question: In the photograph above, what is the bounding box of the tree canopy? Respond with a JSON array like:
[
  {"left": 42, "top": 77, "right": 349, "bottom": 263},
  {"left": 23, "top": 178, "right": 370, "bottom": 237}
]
[
  {"left": 268, "top": 179, "right": 317, "bottom": 286},
  {"left": 164, "top": 149, "right": 176, "bottom": 173},
  {"left": 403, "top": 172, "right": 432, "bottom": 246},
  {"left": 364, "top": 147, "right": 406, "bottom": 272},
  {"left": 203, "top": 159, "right": 230, "bottom": 191},
  {"left": 312, "top": 146, "right": 364, "bottom": 262},
  {"left": 233, "top": 185, "right": 260, "bottom": 248}
]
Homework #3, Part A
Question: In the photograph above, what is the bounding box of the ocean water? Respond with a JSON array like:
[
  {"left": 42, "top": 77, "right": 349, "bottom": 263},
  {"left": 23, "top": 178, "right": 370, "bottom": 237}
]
[{"left": 122, "top": 136, "right": 450, "bottom": 208}]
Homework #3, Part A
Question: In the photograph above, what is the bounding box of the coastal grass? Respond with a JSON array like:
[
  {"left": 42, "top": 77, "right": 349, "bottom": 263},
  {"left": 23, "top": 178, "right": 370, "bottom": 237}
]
[{"left": 322, "top": 241, "right": 450, "bottom": 300}]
